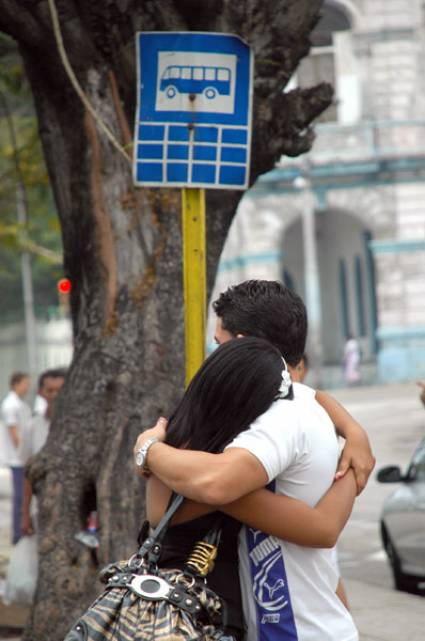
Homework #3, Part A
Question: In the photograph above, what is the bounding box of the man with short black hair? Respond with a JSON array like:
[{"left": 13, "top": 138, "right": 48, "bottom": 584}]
[
  {"left": 213, "top": 280, "right": 307, "bottom": 367},
  {"left": 0, "top": 371, "right": 31, "bottom": 543},
  {"left": 32, "top": 367, "right": 68, "bottom": 416}
]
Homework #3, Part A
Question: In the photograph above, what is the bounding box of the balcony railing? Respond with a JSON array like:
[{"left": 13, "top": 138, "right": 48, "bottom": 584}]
[{"left": 307, "top": 120, "right": 425, "bottom": 164}]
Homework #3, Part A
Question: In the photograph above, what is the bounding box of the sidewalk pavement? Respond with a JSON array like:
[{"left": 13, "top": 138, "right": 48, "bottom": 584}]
[
  {"left": 346, "top": 578, "right": 424, "bottom": 641},
  {"left": 0, "top": 578, "right": 424, "bottom": 640}
]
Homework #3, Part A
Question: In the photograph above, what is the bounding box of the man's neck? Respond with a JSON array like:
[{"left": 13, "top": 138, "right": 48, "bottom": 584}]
[{"left": 288, "top": 365, "right": 300, "bottom": 382}]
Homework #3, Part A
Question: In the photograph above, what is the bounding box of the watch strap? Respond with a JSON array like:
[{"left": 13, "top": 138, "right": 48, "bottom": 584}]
[{"left": 135, "top": 436, "right": 159, "bottom": 468}]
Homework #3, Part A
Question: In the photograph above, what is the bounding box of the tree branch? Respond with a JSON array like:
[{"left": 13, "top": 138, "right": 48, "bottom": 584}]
[
  {"left": 260, "top": 83, "right": 334, "bottom": 161},
  {"left": 0, "top": 1, "right": 47, "bottom": 48}
]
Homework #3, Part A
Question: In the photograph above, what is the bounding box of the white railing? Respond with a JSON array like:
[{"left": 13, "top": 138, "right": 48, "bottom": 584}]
[{"left": 310, "top": 120, "right": 425, "bottom": 163}]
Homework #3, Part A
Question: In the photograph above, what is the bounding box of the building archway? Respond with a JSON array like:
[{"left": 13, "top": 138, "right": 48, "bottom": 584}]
[{"left": 282, "top": 208, "right": 378, "bottom": 365}]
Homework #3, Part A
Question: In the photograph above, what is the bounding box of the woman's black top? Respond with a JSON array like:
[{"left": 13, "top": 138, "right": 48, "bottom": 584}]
[{"left": 158, "top": 512, "right": 244, "bottom": 640}]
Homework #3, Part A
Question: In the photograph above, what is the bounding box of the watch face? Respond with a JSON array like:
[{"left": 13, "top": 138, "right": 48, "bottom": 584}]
[{"left": 135, "top": 449, "right": 145, "bottom": 467}]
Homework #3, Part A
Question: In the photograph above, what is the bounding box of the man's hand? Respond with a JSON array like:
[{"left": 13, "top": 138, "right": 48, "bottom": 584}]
[
  {"left": 9, "top": 425, "right": 20, "bottom": 449},
  {"left": 335, "top": 436, "right": 375, "bottom": 495},
  {"left": 21, "top": 510, "right": 34, "bottom": 536},
  {"left": 134, "top": 417, "right": 168, "bottom": 477}
]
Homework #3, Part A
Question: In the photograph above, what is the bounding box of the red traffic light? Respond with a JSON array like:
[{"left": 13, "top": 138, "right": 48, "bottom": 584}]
[{"left": 57, "top": 278, "right": 72, "bottom": 294}]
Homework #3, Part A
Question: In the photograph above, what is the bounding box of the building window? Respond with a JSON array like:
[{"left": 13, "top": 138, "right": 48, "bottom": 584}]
[
  {"left": 297, "top": 1, "right": 352, "bottom": 123},
  {"left": 310, "top": 2, "right": 352, "bottom": 47},
  {"left": 298, "top": 49, "right": 337, "bottom": 122}
]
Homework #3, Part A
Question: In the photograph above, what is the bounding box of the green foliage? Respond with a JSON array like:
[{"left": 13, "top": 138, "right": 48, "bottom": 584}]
[{"left": 0, "top": 34, "right": 63, "bottom": 324}]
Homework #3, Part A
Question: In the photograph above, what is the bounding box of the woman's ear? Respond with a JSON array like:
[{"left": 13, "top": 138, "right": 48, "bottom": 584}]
[{"left": 236, "top": 333, "right": 246, "bottom": 339}]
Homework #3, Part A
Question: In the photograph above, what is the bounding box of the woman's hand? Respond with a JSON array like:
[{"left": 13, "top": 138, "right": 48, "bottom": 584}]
[
  {"left": 134, "top": 416, "right": 168, "bottom": 452},
  {"left": 335, "top": 433, "right": 375, "bottom": 495},
  {"left": 134, "top": 417, "right": 168, "bottom": 477}
]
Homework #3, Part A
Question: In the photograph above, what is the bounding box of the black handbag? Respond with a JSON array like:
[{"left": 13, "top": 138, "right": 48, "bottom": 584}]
[{"left": 64, "top": 494, "right": 229, "bottom": 641}]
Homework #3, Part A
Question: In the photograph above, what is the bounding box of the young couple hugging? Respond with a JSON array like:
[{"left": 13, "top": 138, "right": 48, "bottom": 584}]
[{"left": 134, "top": 280, "right": 375, "bottom": 641}]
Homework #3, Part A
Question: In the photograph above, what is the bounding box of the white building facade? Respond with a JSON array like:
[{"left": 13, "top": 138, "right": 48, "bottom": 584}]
[{"left": 209, "top": 0, "right": 425, "bottom": 385}]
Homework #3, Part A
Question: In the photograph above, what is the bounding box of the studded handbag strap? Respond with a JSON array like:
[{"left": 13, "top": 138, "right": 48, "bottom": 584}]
[{"left": 136, "top": 493, "right": 184, "bottom": 559}]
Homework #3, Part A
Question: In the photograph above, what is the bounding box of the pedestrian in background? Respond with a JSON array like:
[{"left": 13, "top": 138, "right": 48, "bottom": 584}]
[
  {"left": 20, "top": 368, "right": 66, "bottom": 535},
  {"left": 0, "top": 371, "right": 31, "bottom": 544},
  {"left": 343, "top": 335, "right": 361, "bottom": 386}
]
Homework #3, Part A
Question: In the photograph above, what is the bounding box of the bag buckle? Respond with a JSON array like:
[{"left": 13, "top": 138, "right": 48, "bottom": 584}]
[{"left": 127, "top": 574, "right": 171, "bottom": 600}]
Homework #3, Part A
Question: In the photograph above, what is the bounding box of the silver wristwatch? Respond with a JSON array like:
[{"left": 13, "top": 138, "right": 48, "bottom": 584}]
[{"left": 135, "top": 437, "right": 159, "bottom": 469}]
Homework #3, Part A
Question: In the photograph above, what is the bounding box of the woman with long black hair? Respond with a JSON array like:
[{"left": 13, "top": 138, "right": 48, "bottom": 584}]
[{"left": 139, "top": 336, "right": 357, "bottom": 641}]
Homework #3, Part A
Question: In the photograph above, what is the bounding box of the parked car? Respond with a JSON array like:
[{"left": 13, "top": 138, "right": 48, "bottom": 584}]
[{"left": 377, "top": 437, "right": 425, "bottom": 593}]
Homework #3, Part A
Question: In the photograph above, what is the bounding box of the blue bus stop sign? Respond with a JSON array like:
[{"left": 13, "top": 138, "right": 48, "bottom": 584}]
[{"left": 133, "top": 32, "right": 253, "bottom": 190}]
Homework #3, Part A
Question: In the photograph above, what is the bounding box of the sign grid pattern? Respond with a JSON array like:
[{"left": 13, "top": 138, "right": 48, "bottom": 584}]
[{"left": 135, "top": 123, "right": 248, "bottom": 187}]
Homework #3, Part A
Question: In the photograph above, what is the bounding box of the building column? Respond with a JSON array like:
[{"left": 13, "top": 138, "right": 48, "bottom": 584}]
[{"left": 294, "top": 175, "right": 323, "bottom": 386}]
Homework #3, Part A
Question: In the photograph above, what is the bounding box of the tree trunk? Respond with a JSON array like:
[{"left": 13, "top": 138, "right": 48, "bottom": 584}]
[{"left": 0, "top": 2, "right": 331, "bottom": 639}]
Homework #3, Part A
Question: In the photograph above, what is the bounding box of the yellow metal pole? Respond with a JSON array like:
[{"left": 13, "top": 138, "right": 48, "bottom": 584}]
[{"left": 182, "top": 188, "right": 206, "bottom": 386}]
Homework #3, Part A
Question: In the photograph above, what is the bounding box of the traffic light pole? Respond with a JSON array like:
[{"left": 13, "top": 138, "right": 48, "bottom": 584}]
[{"left": 182, "top": 188, "right": 206, "bottom": 386}]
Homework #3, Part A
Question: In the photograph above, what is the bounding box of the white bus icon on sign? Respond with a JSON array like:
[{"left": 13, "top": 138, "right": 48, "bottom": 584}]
[
  {"left": 156, "top": 52, "right": 237, "bottom": 114},
  {"left": 160, "top": 65, "right": 231, "bottom": 100}
]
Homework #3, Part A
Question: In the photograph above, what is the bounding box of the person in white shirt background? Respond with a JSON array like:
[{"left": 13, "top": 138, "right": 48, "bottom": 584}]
[
  {"left": 0, "top": 372, "right": 31, "bottom": 544},
  {"left": 343, "top": 335, "right": 361, "bottom": 386},
  {"left": 20, "top": 368, "right": 67, "bottom": 536},
  {"left": 33, "top": 391, "right": 48, "bottom": 417}
]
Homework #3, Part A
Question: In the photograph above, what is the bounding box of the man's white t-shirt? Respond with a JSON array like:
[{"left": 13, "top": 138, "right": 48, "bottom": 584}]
[
  {"left": 33, "top": 394, "right": 48, "bottom": 417},
  {"left": 0, "top": 391, "right": 31, "bottom": 467},
  {"left": 19, "top": 413, "right": 50, "bottom": 466},
  {"left": 226, "top": 382, "right": 358, "bottom": 641}
]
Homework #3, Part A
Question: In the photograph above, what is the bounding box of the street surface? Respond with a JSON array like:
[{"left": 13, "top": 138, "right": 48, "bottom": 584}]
[{"left": 332, "top": 382, "right": 425, "bottom": 594}]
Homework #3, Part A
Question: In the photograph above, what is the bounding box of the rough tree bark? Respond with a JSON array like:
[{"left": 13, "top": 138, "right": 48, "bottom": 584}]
[{"left": 0, "top": 2, "right": 332, "bottom": 639}]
